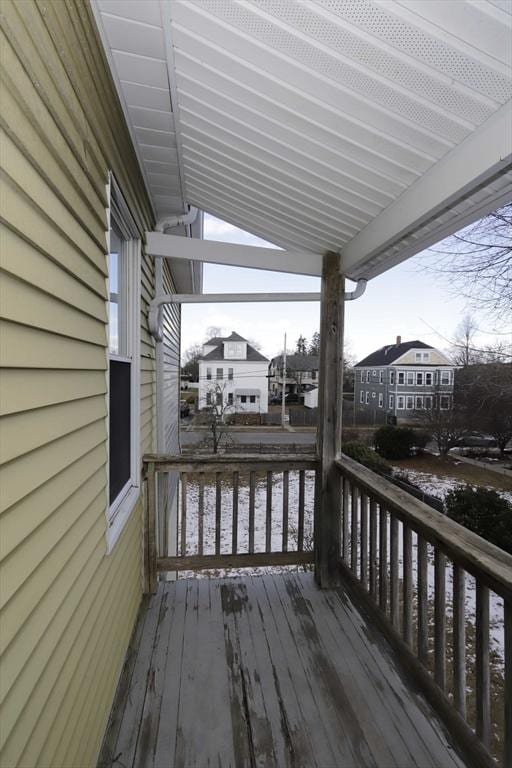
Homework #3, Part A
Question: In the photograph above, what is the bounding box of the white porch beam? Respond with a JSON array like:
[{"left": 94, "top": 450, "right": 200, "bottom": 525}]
[
  {"left": 153, "top": 292, "right": 321, "bottom": 304},
  {"left": 145, "top": 232, "right": 323, "bottom": 276},
  {"left": 341, "top": 103, "right": 512, "bottom": 277}
]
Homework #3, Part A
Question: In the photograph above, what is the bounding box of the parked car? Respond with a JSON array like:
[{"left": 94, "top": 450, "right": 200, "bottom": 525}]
[
  {"left": 285, "top": 393, "right": 300, "bottom": 404},
  {"left": 455, "top": 432, "right": 497, "bottom": 448},
  {"left": 270, "top": 394, "right": 282, "bottom": 404}
]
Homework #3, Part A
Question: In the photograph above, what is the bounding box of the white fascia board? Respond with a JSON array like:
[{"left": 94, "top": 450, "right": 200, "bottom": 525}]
[
  {"left": 145, "top": 232, "right": 323, "bottom": 275},
  {"left": 341, "top": 102, "right": 512, "bottom": 277}
]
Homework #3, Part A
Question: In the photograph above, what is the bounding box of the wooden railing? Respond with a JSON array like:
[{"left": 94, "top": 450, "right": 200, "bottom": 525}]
[
  {"left": 143, "top": 454, "right": 318, "bottom": 591},
  {"left": 336, "top": 453, "right": 512, "bottom": 768}
]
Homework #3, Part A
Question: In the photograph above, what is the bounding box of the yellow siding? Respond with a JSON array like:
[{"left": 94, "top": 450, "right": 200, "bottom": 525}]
[{"left": 0, "top": 1, "right": 158, "bottom": 766}]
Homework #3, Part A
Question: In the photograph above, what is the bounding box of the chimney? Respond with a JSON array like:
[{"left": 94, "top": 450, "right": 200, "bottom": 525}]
[{"left": 396, "top": 335, "right": 402, "bottom": 345}]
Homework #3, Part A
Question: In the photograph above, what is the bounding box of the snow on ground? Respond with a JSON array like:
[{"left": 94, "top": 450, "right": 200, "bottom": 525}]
[
  {"left": 181, "top": 467, "right": 505, "bottom": 674},
  {"left": 392, "top": 466, "right": 512, "bottom": 504}
]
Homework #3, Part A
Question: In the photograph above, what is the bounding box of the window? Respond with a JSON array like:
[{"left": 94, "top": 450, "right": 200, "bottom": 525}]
[
  {"left": 216, "top": 392, "right": 222, "bottom": 406},
  {"left": 366, "top": 371, "right": 370, "bottom": 383},
  {"left": 365, "top": 392, "right": 369, "bottom": 404},
  {"left": 389, "top": 394, "right": 394, "bottom": 409},
  {"left": 360, "top": 370, "right": 364, "bottom": 382},
  {"left": 415, "top": 352, "right": 422, "bottom": 362},
  {"left": 378, "top": 393, "right": 383, "bottom": 407},
  {"left": 398, "top": 371, "right": 405, "bottom": 385},
  {"left": 216, "top": 368, "right": 223, "bottom": 380},
  {"left": 360, "top": 390, "right": 364, "bottom": 404},
  {"left": 389, "top": 370, "right": 395, "bottom": 385},
  {"left": 379, "top": 371, "right": 383, "bottom": 384},
  {"left": 226, "top": 342, "right": 245, "bottom": 358},
  {"left": 241, "top": 395, "right": 247, "bottom": 403},
  {"left": 415, "top": 396, "right": 423, "bottom": 409},
  {"left": 250, "top": 395, "right": 256, "bottom": 404},
  {"left": 228, "top": 368, "right": 234, "bottom": 381},
  {"left": 406, "top": 396, "right": 414, "bottom": 410},
  {"left": 397, "top": 396, "right": 405, "bottom": 409},
  {"left": 440, "top": 395, "right": 451, "bottom": 410},
  {"left": 206, "top": 392, "right": 212, "bottom": 406},
  {"left": 228, "top": 392, "right": 233, "bottom": 405},
  {"left": 422, "top": 352, "right": 430, "bottom": 361},
  {"left": 107, "top": 184, "right": 141, "bottom": 553},
  {"left": 441, "top": 371, "right": 451, "bottom": 385},
  {"left": 425, "top": 372, "right": 433, "bottom": 386},
  {"left": 406, "top": 372, "right": 414, "bottom": 385},
  {"left": 416, "top": 372, "right": 423, "bottom": 386},
  {"left": 206, "top": 368, "right": 212, "bottom": 380},
  {"left": 424, "top": 396, "right": 432, "bottom": 410}
]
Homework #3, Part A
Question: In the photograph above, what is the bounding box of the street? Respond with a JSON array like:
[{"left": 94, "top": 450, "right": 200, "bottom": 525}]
[{"left": 180, "top": 427, "right": 317, "bottom": 448}]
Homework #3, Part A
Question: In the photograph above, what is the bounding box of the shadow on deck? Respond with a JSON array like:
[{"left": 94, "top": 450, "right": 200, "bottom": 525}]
[{"left": 99, "top": 573, "right": 466, "bottom": 768}]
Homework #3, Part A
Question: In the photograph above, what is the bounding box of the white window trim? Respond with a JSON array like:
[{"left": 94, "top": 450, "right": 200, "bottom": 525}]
[
  {"left": 360, "top": 390, "right": 364, "bottom": 403},
  {"left": 398, "top": 371, "right": 405, "bottom": 385},
  {"left": 416, "top": 372, "right": 423, "bottom": 386},
  {"left": 397, "top": 396, "right": 405, "bottom": 409},
  {"left": 378, "top": 393, "right": 383, "bottom": 407},
  {"left": 365, "top": 392, "right": 369, "bottom": 404},
  {"left": 389, "top": 395, "right": 394, "bottom": 409},
  {"left": 106, "top": 176, "right": 141, "bottom": 554},
  {"left": 406, "top": 395, "right": 414, "bottom": 410},
  {"left": 440, "top": 395, "right": 451, "bottom": 410}
]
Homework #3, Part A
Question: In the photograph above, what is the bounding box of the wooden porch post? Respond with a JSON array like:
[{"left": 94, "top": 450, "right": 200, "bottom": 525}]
[{"left": 315, "top": 252, "right": 344, "bottom": 587}]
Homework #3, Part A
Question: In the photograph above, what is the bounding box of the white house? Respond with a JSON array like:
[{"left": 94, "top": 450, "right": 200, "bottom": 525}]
[{"left": 198, "top": 332, "right": 269, "bottom": 414}]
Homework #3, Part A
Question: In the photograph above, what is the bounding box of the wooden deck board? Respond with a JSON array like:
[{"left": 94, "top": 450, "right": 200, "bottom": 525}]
[{"left": 100, "top": 573, "right": 468, "bottom": 768}]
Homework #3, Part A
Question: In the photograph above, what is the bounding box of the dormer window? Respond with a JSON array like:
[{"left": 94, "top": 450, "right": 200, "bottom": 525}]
[{"left": 225, "top": 342, "right": 246, "bottom": 359}]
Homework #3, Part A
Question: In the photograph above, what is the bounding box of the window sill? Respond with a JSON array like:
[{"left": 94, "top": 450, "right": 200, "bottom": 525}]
[{"left": 106, "top": 485, "right": 140, "bottom": 554}]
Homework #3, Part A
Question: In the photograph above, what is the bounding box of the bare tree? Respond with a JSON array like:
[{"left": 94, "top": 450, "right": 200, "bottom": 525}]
[
  {"left": 182, "top": 342, "right": 203, "bottom": 380},
  {"left": 426, "top": 203, "right": 512, "bottom": 319},
  {"left": 452, "top": 314, "right": 479, "bottom": 367},
  {"left": 203, "top": 382, "right": 234, "bottom": 453},
  {"left": 295, "top": 335, "right": 307, "bottom": 355},
  {"left": 204, "top": 325, "right": 224, "bottom": 342},
  {"left": 420, "top": 401, "right": 465, "bottom": 456},
  {"left": 455, "top": 363, "right": 512, "bottom": 455}
]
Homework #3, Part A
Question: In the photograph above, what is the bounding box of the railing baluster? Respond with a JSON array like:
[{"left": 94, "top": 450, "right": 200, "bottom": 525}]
[
  {"left": 417, "top": 537, "right": 428, "bottom": 665},
  {"left": 476, "top": 582, "right": 490, "bottom": 748},
  {"left": 403, "top": 525, "right": 413, "bottom": 647},
  {"left": 146, "top": 462, "right": 157, "bottom": 594},
  {"left": 505, "top": 599, "right": 512, "bottom": 768},
  {"left": 298, "top": 469, "right": 305, "bottom": 553},
  {"left": 266, "top": 471, "right": 272, "bottom": 553},
  {"left": 360, "top": 492, "right": 368, "bottom": 590},
  {"left": 249, "top": 471, "right": 256, "bottom": 554},
  {"left": 342, "top": 478, "right": 350, "bottom": 563},
  {"left": 453, "top": 565, "right": 466, "bottom": 719},
  {"left": 215, "top": 472, "right": 221, "bottom": 556},
  {"left": 434, "top": 550, "right": 446, "bottom": 691},
  {"left": 351, "top": 485, "right": 359, "bottom": 574},
  {"left": 390, "top": 514, "right": 399, "bottom": 630},
  {"left": 181, "top": 471, "right": 187, "bottom": 558},
  {"left": 369, "top": 498, "right": 377, "bottom": 601},
  {"left": 198, "top": 472, "right": 204, "bottom": 556},
  {"left": 232, "top": 471, "right": 239, "bottom": 555},
  {"left": 282, "top": 470, "right": 289, "bottom": 553},
  {"left": 379, "top": 505, "right": 388, "bottom": 613}
]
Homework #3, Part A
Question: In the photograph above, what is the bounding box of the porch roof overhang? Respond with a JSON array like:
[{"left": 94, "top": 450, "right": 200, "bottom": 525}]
[{"left": 92, "top": 0, "right": 512, "bottom": 280}]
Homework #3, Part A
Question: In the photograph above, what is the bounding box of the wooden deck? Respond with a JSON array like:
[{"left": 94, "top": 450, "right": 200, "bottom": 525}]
[{"left": 99, "top": 573, "right": 467, "bottom": 768}]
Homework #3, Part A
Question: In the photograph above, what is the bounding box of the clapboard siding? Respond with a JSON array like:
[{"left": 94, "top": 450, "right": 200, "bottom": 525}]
[
  {"left": 162, "top": 261, "right": 181, "bottom": 455},
  {"left": 0, "top": 0, "right": 177, "bottom": 765}
]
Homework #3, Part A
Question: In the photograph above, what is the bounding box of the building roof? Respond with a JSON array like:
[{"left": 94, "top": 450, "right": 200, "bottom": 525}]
[
  {"left": 200, "top": 332, "right": 268, "bottom": 362},
  {"left": 355, "top": 340, "right": 435, "bottom": 367},
  {"left": 270, "top": 354, "right": 319, "bottom": 372}
]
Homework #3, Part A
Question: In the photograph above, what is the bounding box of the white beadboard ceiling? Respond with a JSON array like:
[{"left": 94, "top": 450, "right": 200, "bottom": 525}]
[{"left": 92, "top": 0, "right": 512, "bottom": 280}]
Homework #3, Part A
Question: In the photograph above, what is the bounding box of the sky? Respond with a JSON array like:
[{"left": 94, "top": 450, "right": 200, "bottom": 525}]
[{"left": 181, "top": 213, "right": 509, "bottom": 364}]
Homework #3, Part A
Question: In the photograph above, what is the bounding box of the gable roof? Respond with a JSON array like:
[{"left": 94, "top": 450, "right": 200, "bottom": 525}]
[
  {"left": 355, "top": 340, "right": 434, "bottom": 367},
  {"left": 200, "top": 332, "right": 268, "bottom": 362},
  {"left": 270, "top": 354, "right": 319, "bottom": 372}
]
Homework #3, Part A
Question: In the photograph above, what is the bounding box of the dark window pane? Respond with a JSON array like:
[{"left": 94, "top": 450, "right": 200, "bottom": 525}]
[{"left": 109, "top": 360, "right": 131, "bottom": 505}]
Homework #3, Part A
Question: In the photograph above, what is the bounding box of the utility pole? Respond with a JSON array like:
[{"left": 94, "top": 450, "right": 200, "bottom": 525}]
[{"left": 281, "top": 332, "right": 287, "bottom": 428}]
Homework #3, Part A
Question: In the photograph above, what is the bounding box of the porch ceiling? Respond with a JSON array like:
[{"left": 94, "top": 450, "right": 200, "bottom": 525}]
[{"left": 93, "top": 0, "right": 512, "bottom": 279}]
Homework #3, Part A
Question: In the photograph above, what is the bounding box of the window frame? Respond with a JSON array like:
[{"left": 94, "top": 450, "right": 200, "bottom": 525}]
[
  {"left": 365, "top": 391, "right": 370, "bottom": 404},
  {"left": 106, "top": 178, "right": 141, "bottom": 554},
  {"left": 378, "top": 392, "right": 383, "bottom": 407},
  {"left": 216, "top": 367, "right": 223, "bottom": 380},
  {"left": 228, "top": 367, "right": 234, "bottom": 381},
  {"left": 206, "top": 367, "right": 212, "bottom": 380},
  {"left": 389, "top": 394, "right": 394, "bottom": 409},
  {"left": 416, "top": 372, "right": 423, "bottom": 386},
  {"left": 406, "top": 371, "right": 414, "bottom": 386},
  {"left": 389, "top": 370, "right": 395, "bottom": 385},
  {"left": 425, "top": 372, "right": 433, "bottom": 386},
  {"left": 398, "top": 371, "right": 405, "bottom": 385},
  {"left": 397, "top": 396, "right": 405, "bottom": 410},
  {"left": 360, "top": 390, "right": 364, "bottom": 404},
  {"left": 440, "top": 395, "right": 451, "bottom": 410},
  {"left": 440, "top": 370, "right": 451, "bottom": 385}
]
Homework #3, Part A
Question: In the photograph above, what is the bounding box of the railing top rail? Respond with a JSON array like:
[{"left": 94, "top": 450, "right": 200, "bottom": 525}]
[
  {"left": 143, "top": 453, "right": 318, "bottom": 473},
  {"left": 336, "top": 454, "right": 512, "bottom": 601}
]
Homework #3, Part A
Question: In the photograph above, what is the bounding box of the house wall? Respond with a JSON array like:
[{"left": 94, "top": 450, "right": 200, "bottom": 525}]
[
  {"left": 0, "top": 2, "right": 178, "bottom": 765},
  {"left": 198, "top": 360, "right": 269, "bottom": 413}
]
